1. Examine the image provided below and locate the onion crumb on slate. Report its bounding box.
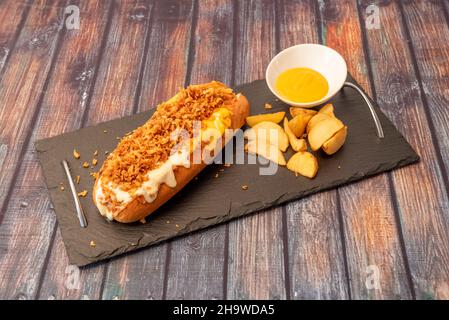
[241,184,248,190]
[78,190,88,197]
[73,149,80,159]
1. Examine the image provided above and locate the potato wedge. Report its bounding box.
[283,117,307,152]
[318,103,335,117]
[286,151,318,179]
[245,111,285,127]
[289,113,314,137]
[245,140,286,166]
[308,117,344,151]
[306,113,331,134]
[244,121,289,152]
[290,138,307,152]
[289,107,317,118]
[322,126,347,155]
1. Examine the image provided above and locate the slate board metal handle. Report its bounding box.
[343,82,384,139]
[61,160,87,228]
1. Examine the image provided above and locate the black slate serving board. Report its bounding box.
[35,77,419,266]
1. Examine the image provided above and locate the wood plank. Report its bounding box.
[401,0,449,209]
[163,0,233,300]
[359,0,449,299]
[0,0,31,77]
[0,0,66,223]
[84,0,153,124]
[276,0,349,300]
[227,0,286,299]
[320,0,412,299]
[37,0,157,300]
[136,0,194,111]
[38,230,106,300]
[100,0,195,300]
[0,0,110,299]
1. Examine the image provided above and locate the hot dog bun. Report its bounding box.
[93,82,250,223]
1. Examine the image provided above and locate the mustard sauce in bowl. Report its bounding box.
[275,67,329,103]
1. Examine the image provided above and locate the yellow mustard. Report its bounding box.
[275,67,329,103]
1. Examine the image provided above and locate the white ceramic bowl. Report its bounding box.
[266,44,347,108]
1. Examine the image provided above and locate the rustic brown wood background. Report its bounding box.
[0,0,449,300]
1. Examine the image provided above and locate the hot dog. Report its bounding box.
[93,81,250,223]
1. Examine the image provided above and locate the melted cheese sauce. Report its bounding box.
[135,148,190,203]
[275,67,329,103]
[95,107,233,220]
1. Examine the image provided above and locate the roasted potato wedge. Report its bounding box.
[289,113,314,137]
[245,140,286,166]
[287,151,318,178]
[322,126,348,155]
[283,117,307,152]
[306,113,331,134]
[244,121,289,152]
[318,103,335,117]
[308,117,344,151]
[289,107,317,118]
[245,111,285,127]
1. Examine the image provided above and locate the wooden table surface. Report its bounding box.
[1,0,449,300]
